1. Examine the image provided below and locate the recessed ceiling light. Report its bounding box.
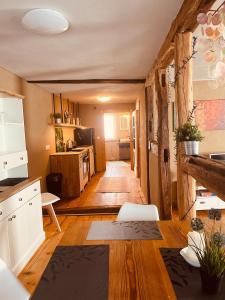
[22,8,69,34]
[98,96,111,103]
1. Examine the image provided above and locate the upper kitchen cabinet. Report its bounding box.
[0,96,28,179]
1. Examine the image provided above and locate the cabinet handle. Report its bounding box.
[0,211,2,215]
[19,197,23,201]
[12,215,16,218]
[29,202,33,206]
[8,218,12,221]
[20,157,24,160]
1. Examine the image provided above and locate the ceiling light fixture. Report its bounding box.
[22,8,69,34]
[98,96,111,103]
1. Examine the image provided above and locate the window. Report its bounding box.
[104,114,115,140]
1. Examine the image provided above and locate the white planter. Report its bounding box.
[183,141,199,155]
[55,118,61,124]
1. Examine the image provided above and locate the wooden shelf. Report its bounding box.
[54,123,87,129]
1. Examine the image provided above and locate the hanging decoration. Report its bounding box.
[197,1,225,88]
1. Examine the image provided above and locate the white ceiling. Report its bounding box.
[0,0,183,103]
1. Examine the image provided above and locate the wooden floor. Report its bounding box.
[54,161,146,213]
[19,162,146,295]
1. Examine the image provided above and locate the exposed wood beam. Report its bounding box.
[182,156,225,202]
[175,32,196,220]
[146,0,215,85]
[27,79,146,84]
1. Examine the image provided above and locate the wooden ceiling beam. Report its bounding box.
[27,79,146,84]
[146,0,215,85]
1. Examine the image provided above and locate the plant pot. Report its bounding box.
[65,117,71,124]
[183,141,199,155]
[200,269,224,295]
[55,118,61,124]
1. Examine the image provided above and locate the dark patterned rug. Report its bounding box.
[31,245,109,300]
[160,248,225,299]
[86,221,163,240]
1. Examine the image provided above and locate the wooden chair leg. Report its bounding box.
[46,204,62,232]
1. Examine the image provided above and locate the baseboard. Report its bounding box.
[13,231,45,275]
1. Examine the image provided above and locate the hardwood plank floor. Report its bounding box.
[54,161,146,213]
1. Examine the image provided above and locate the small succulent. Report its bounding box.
[191,218,204,232]
[212,232,225,247]
[208,208,221,221]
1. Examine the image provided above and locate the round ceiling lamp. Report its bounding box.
[98,96,111,103]
[22,8,69,34]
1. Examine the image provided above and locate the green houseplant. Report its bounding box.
[190,210,225,295]
[174,106,204,155]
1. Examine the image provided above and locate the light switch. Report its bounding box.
[45,145,50,150]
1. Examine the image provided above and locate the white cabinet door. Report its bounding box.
[8,203,29,270]
[0,218,11,268]
[26,194,43,246]
[2,151,28,171]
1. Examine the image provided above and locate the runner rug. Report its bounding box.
[95,177,130,193]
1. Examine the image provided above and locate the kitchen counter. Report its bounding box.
[51,146,93,156]
[0,176,41,203]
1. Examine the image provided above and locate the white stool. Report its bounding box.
[117,202,160,221]
[0,258,30,300]
[41,193,62,232]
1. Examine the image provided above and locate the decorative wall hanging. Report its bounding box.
[194,99,225,130]
[197,2,225,88]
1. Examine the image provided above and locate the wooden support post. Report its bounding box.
[175,32,196,220]
[156,69,172,219]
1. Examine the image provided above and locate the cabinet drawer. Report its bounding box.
[0,151,28,171]
[11,181,40,207]
[0,181,41,221]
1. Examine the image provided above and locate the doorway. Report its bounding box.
[104,112,131,164]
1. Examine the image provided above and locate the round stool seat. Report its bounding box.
[41,193,60,206]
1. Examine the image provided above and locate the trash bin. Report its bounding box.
[46,173,62,198]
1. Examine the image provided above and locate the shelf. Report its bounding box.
[54,123,87,129]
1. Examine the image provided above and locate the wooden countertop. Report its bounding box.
[60,220,190,300]
[51,147,92,156]
[0,177,41,203]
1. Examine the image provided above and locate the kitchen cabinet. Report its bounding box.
[0,97,28,180]
[0,218,11,268]
[50,150,89,198]
[0,180,45,275]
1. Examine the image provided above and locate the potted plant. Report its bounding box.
[53,113,62,124]
[189,211,225,295]
[174,106,204,155]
